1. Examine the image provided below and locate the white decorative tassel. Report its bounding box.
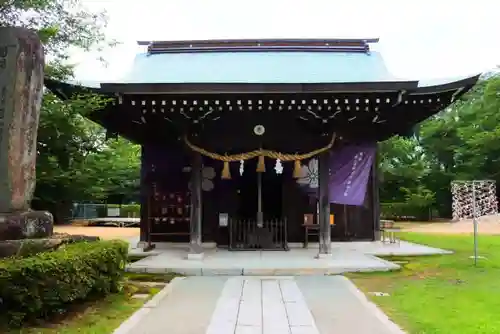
[275,159,283,174]
[239,160,244,176]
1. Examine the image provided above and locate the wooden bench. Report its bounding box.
[302,224,320,249]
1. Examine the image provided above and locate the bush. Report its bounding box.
[96,204,141,218]
[381,202,431,221]
[0,240,128,327]
[120,204,140,218]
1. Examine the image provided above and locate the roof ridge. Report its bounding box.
[138,38,379,55]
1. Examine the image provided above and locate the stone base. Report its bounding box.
[137,241,156,252]
[152,242,217,249]
[0,233,98,258]
[0,211,54,241]
[137,241,148,249]
[187,243,204,260]
[187,252,205,260]
[316,253,333,259]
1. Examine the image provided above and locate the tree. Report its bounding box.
[379,75,500,219]
[379,136,431,202]
[0,0,112,61]
[32,91,142,223]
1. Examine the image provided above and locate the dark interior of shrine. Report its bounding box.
[141,141,377,245]
[236,159,283,221]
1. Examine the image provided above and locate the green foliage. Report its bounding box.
[32,92,141,223]
[401,185,436,208]
[0,240,128,327]
[34,93,139,204]
[0,0,115,61]
[380,74,500,218]
[119,204,141,218]
[381,202,431,221]
[96,204,141,218]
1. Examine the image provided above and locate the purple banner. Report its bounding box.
[329,143,376,206]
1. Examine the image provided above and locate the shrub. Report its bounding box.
[120,204,140,218]
[96,204,141,218]
[0,240,128,327]
[381,202,431,221]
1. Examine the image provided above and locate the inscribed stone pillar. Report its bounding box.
[317,150,332,257]
[0,27,53,241]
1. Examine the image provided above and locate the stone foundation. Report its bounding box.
[0,210,53,240]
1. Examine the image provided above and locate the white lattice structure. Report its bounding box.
[451,180,498,221]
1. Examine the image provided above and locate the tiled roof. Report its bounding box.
[114,50,398,84]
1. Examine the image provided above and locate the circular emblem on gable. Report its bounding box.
[253,125,265,136]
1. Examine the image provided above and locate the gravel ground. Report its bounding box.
[54,215,500,242]
[402,215,500,234]
[54,225,140,240]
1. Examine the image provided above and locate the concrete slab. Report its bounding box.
[127,246,401,275]
[126,240,451,276]
[334,240,452,256]
[121,276,227,334]
[297,276,404,334]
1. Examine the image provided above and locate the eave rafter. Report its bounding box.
[43,73,480,144]
[115,90,454,129]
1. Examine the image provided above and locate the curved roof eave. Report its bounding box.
[98,81,420,94]
[44,78,105,100]
[412,74,481,94]
[44,74,481,97]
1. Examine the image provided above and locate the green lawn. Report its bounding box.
[12,284,162,334]
[348,233,500,334]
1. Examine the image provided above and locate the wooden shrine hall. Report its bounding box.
[46,38,479,257]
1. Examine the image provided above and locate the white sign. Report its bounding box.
[219,213,229,227]
[107,207,120,217]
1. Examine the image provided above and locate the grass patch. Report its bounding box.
[128,254,149,263]
[10,283,160,334]
[348,233,500,334]
[125,271,181,283]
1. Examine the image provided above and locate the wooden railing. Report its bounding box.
[229,218,289,251]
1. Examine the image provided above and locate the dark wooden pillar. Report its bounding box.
[318,151,332,256]
[372,147,381,240]
[139,146,148,243]
[189,152,203,256]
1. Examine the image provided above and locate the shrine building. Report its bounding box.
[46,38,479,256]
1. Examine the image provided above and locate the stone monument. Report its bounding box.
[0,27,54,250]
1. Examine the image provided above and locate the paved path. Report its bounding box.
[122,276,403,334]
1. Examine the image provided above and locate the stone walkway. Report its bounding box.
[118,276,404,334]
[206,277,318,333]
